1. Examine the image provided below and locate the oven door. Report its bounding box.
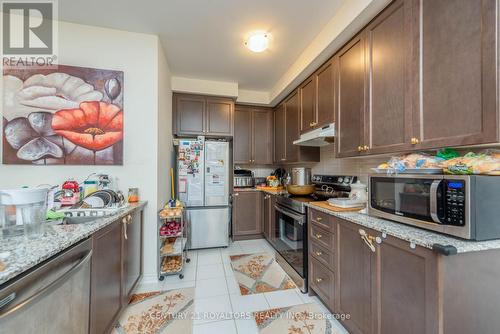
[273,204,306,278]
[369,175,443,223]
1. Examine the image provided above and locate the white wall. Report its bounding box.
[0,21,172,278]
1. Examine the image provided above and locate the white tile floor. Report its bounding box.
[134,238,349,334]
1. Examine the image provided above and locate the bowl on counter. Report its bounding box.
[286,184,315,196]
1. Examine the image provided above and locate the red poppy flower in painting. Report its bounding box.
[51,101,123,151]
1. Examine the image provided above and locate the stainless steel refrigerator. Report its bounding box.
[175,137,230,249]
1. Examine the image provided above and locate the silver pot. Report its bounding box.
[291,167,312,186]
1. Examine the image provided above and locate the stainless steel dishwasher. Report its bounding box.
[0,239,92,334]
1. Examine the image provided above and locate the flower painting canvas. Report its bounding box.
[2,65,124,165]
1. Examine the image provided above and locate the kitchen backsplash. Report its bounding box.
[311,145,386,183]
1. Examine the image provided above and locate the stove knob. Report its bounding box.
[337,177,343,183]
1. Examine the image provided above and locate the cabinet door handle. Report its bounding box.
[358,146,363,152]
[359,229,375,252]
[315,278,323,283]
[315,251,323,256]
[123,219,128,240]
[411,137,420,145]
[309,122,317,127]
[363,145,369,151]
[233,193,239,197]
[316,217,322,222]
[281,158,286,161]
[315,233,322,239]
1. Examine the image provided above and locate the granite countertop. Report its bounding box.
[0,202,147,286]
[233,187,288,195]
[306,202,500,255]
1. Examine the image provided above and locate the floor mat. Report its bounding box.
[253,303,333,334]
[112,287,194,334]
[230,252,296,295]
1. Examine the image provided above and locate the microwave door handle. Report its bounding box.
[430,180,442,223]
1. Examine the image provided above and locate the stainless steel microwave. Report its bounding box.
[368,174,500,240]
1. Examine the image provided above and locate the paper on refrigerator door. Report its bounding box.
[187,174,203,202]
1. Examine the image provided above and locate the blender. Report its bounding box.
[0,188,48,238]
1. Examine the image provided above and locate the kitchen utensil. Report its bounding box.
[83,196,105,208]
[0,188,48,238]
[286,184,315,195]
[291,167,312,186]
[97,174,111,190]
[272,168,286,184]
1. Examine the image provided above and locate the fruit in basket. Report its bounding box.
[159,206,183,218]
[161,237,176,254]
[160,221,181,236]
[161,256,182,272]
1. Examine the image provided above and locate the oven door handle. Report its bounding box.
[430,180,443,223]
[274,205,305,225]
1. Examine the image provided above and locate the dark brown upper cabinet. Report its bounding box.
[299,76,316,133]
[363,0,414,155]
[299,59,335,134]
[274,91,320,164]
[412,0,498,150]
[335,34,366,158]
[285,90,300,162]
[252,108,274,164]
[234,105,273,165]
[274,103,286,163]
[315,59,336,128]
[173,93,234,137]
[233,107,252,163]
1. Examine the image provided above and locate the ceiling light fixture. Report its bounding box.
[245,32,269,53]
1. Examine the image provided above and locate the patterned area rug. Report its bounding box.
[254,303,333,334]
[230,253,296,295]
[112,288,194,334]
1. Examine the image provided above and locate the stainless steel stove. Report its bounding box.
[271,175,357,293]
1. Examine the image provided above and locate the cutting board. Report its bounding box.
[310,201,365,212]
[256,186,284,191]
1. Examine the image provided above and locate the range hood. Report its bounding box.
[293,123,335,147]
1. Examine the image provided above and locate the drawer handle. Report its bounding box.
[315,278,323,283]
[316,217,322,222]
[315,251,323,256]
[315,234,322,239]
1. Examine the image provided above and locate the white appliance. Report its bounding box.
[175,138,230,249]
[293,123,335,147]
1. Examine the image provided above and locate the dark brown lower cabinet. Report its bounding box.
[376,234,438,334]
[262,193,276,243]
[307,209,500,334]
[90,208,144,334]
[123,210,144,300]
[308,210,439,334]
[232,191,262,240]
[90,219,123,334]
[337,221,375,334]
